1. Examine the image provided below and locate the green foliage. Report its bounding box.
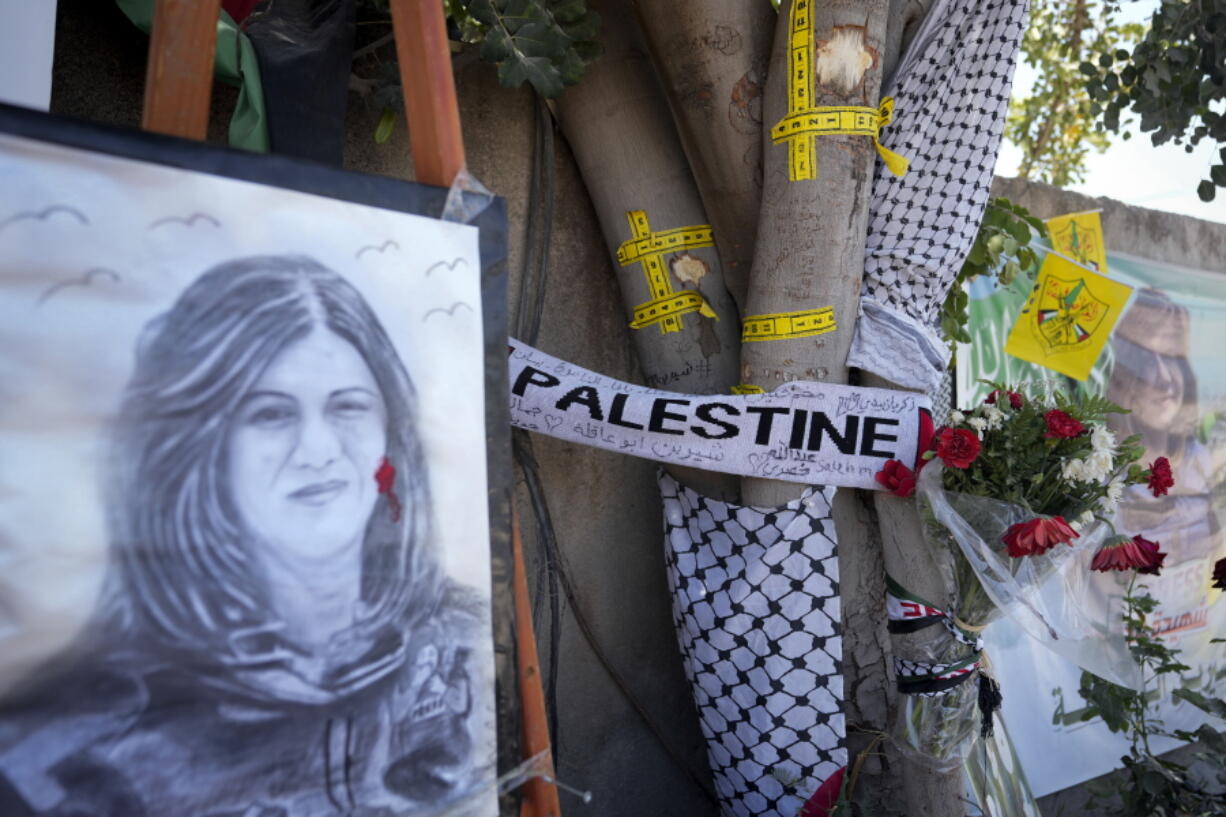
[352,0,600,141]
[941,198,1046,345]
[937,383,1143,519]
[1077,583,1226,817]
[465,0,601,98]
[1006,0,1144,186]
[1085,0,1226,202]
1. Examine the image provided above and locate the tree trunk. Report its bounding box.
[553,0,741,499]
[738,2,897,813]
[631,0,774,313]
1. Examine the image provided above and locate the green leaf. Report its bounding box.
[374,107,396,144]
[498,54,564,97]
[1172,688,1226,718]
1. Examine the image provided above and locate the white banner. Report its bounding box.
[508,339,930,490]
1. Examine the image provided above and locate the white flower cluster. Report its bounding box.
[1061,423,1117,485]
[954,401,1010,439]
[1070,509,1096,533]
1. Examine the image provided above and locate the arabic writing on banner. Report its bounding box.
[960,248,1226,797]
[508,339,931,490]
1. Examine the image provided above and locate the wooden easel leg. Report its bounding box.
[388,0,466,188]
[513,510,563,817]
[142,0,222,139]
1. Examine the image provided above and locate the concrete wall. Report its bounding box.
[42,4,1226,816]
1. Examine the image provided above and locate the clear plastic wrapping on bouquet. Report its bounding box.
[917,462,1140,689]
[895,462,1142,769]
[892,622,983,770]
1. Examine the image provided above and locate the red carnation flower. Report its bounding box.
[1211,557,1226,591]
[1043,409,1085,439]
[1147,456,1174,497]
[986,389,1024,410]
[936,427,981,469]
[915,408,936,472]
[875,459,917,498]
[1002,516,1079,558]
[801,767,846,817]
[1091,535,1166,575]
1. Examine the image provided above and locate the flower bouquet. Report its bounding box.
[877,385,1174,768]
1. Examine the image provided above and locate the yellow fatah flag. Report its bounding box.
[1004,253,1133,380]
[1046,210,1108,274]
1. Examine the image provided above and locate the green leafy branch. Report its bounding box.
[467,0,602,99]
[940,197,1046,345]
[1085,0,1226,202]
[354,0,601,144]
[1077,582,1226,816]
[1006,0,1144,187]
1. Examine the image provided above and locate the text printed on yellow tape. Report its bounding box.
[772,0,909,181]
[742,307,837,342]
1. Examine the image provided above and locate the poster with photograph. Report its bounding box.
[958,248,1226,796]
[0,114,498,817]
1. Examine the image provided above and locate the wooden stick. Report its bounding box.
[389,0,466,187]
[513,509,562,817]
[141,0,222,139]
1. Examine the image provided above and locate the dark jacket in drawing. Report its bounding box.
[0,586,488,817]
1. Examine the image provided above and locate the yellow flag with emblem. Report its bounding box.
[1004,253,1133,380]
[1046,210,1108,274]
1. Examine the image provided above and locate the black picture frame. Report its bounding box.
[0,100,518,815]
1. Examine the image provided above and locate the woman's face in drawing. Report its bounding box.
[228,327,388,566]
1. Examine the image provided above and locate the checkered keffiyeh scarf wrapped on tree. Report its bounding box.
[848,0,1031,393]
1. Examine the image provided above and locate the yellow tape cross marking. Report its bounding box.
[772,0,909,181]
[742,307,837,342]
[617,210,717,334]
[731,384,765,395]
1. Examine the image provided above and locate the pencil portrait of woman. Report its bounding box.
[0,256,490,816]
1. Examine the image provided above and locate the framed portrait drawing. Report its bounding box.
[0,102,512,817]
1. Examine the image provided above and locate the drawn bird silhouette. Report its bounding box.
[37,268,121,306]
[423,302,474,322]
[149,213,221,230]
[0,205,89,234]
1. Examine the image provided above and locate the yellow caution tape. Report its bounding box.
[773,0,909,181]
[617,210,718,335]
[629,290,718,330]
[742,307,837,342]
[731,384,765,395]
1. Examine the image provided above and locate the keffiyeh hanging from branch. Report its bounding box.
[848,0,1031,393]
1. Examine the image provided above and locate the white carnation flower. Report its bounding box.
[1085,449,1114,482]
[1062,458,1086,482]
[983,405,1006,431]
[1101,478,1125,513]
[968,417,988,436]
[1070,510,1096,533]
[950,410,966,425]
[1090,424,1116,454]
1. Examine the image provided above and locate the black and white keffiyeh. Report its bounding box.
[848,0,1031,392]
[659,472,843,817]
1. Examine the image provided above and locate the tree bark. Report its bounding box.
[631,0,774,313]
[553,0,741,499]
[738,2,897,813]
